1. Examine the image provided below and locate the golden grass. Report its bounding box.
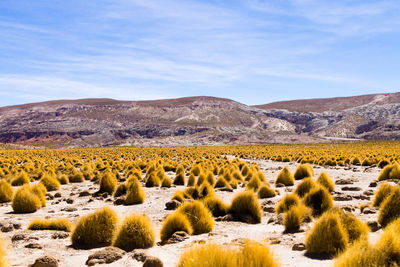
[177,201,214,234]
[28,218,73,232]
[275,167,294,186]
[160,212,193,242]
[229,190,262,223]
[0,180,13,203]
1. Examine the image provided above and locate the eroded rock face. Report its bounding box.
[85,247,125,266]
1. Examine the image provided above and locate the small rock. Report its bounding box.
[25,243,42,249]
[275,183,285,188]
[105,198,113,202]
[1,224,14,232]
[51,232,70,239]
[335,179,355,185]
[114,198,125,205]
[165,200,181,210]
[369,181,378,188]
[363,190,374,196]
[353,195,370,200]
[86,247,125,266]
[30,255,58,267]
[132,249,148,262]
[343,206,356,212]
[143,256,163,267]
[79,191,91,197]
[54,192,62,198]
[13,222,21,229]
[342,186,362,191]
[12,233,26,242]
[217,187,234,192]
[61,207,77,212]
[334,195,353,201]
[367,221,381,232]
[263,206,275,213]
[46,194,55,200]
[292,243,306,251]
[66,198,74,204]
[215,214,234,221]
[165,231,189,244]
[362,207,377,214]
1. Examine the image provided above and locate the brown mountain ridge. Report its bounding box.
[0,93,399,148]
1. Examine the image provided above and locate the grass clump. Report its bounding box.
[57,174,69,185]
[177,201,214,234]
[305,212,348,256]
[40,174,60,191]
[31,183,47,207]
[328,208,369,242]
[275,167,294,186]
[316,172,335,192]
[294,177,317,198]
[99,173,117,195]
[246,176,262,191]
[294,163,314,180]
[145,173,161,187]
[12,185,41,213]
[177,240,280,267]
[378,187,400,227]
[28,218,72,232]
[276,193,300,214]
[11,171,30,186]
[333,240,385,267]
[160,212,193,242]
[112,214,155,251]
[0,180,13,203]
[203,196,228,217]
[71,206,118,248]
[69,170,85,183]
[0,235,8,267]
[283,204,311,233]
[303,185,333,216]
[258,185,276,199]
[229,190,262,223]
[373,183,395,207]
[214,176,230,188]
[161,176,172,188]
[125,178,145,205]
[378,163,400,181]
[173,172,185,186]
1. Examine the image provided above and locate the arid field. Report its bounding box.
[0,142,400,267]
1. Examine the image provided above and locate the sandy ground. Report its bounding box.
[0,160,385,267]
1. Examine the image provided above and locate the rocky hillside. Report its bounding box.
[254,92,400,140]
[0,92,399,147]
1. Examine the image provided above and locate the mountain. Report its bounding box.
[254,92,400,141]
[0,92,399,148]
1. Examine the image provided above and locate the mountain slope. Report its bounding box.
[0,96,307,147]
[254,92,400,140]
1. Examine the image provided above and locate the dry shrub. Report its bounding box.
[203,196,228,217]
[258,185,276,199]
[316,172,335,192]
[0,180,13,203]
[177,240,280,267]
[125,178,145,205]
[378,187,400,227]
[0,235,8,267]
[303,185,333,216]
[31,183,47,207]
[333,240,385,267]
[294,177,316,198]
[174,172,185,186]
[214,176,230,188]
[11,171,30,186]
[57,174,69,184]
[69,170,85,183]
[283,204,311,232]
[229,190,262,223]
[28,218,72,232]
[373,183,395,207]
[294,163,314,180]
[276,193,300,214]
[145,173,161,187]
[161,176,172,188]
[305,212,348,255]
[177,201,214,234]
[275,167,294,186]
[246,175,262,191]
[12,185,41,213]
[187,173,195,187]
[113,214,155,251]
[160,212,193,242]
[378,163,400,181]
[71,206,118,248]
[40,174,60,191]
[99,172,117,195]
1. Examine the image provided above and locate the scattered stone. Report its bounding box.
[292,243,306,251]
[51,232,70,239]
[215,214,234,222]
[13,222,21,229]
[217,187,234,192]
[54,192,62,198]
[70,192,75,196]
[353,195,370,200]
[342,186,362,191]
[105,198,113,202]
[12,233,27,242]
[165,200,181,210]
[86,247,125,266]
[363,190,374,196]
[263,206,275,213]
[335,179,355,185]
[369,181,378,187]
[362,207,377,214]
[114,198,125,205]
[25,243,43,249]
[30,255,58,267]
[343,206,356,212]
[334,195,353,201]
[79,191,91,197]
[132,249,148,262]
[61,207,77,212]
[66,198,74,204]
[1,223,14,233]
[165,231,189,244]
[46,194,54,200]
[143,256,163,267]
[367,221,381,232]
[275,183,285,188]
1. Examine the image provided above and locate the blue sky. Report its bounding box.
[0,0,399,106]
